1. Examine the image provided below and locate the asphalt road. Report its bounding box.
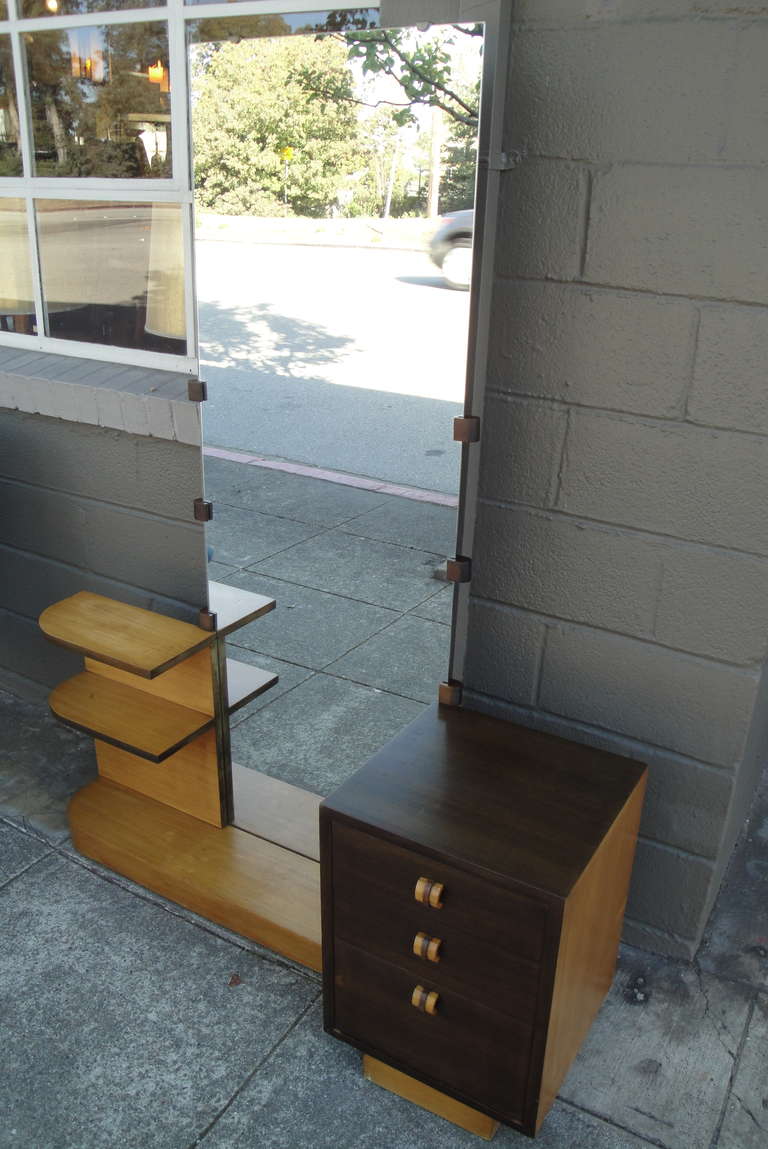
[197,239,471,494]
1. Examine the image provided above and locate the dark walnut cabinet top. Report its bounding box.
[322,703,646,900]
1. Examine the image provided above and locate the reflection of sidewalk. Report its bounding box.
[205,455,455,794]
[195,211,436,251]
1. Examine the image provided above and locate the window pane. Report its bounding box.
[186,9,378,42]
[0,3,7,21]
[0,199,35,334]
[26,23,172,178]
[22,0,161,16]
[0,35,22,176]
[36,200,186,353]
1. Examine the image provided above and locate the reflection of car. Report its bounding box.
[429,209,474,290]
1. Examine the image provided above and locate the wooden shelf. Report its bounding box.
[232,765,321,861]
[40,592,213,678]
[69,778,322,970]
[208,581,275,636]
[226,658,278,713]
[50,671,214,763]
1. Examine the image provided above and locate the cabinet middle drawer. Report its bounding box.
[331,821,549,965]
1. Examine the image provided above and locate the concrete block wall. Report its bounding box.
[0,407,208,700]
[463,0,768,956]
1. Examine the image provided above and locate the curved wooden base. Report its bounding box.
[69,778,322,971]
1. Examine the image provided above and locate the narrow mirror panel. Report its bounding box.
[191,19,483,835]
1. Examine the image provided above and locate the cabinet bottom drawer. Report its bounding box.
[331,939,533,1124]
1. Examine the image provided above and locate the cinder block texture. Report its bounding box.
[508,24,767,165]
[472,503,659,636]
[538,625,759,767]
[512,0,768,20]
[689,305,768,435]
[477,396,566,507]
[471,503,768,664]
[557,411,768,554]
[586,166,768,302]
[0,410,203,521]
[489,281,695,417]
[379,0,459,26]
[0,409,207,692]
[461,600,543,704]
[0,480,205,606]
[640,757,732,861]
[654,548,768,665]
[626,839,716,942]
[0,546,202,628]
[495,160,587,281]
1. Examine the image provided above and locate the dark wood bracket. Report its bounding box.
[194,498,213,522]
[187,379,208,402]
[446,557,471,583]
[197,608,217,632]
[453,416,480,444]
[438,680,463,707]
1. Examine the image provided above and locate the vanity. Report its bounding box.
[320,704,646,1137]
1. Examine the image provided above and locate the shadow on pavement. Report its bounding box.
[198,299,461,493]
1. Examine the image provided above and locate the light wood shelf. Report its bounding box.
[208,581,276,636]
[50,671,214,763]
[40,591,213,678]
[226,658,278,713]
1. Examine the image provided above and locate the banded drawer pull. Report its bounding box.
[411,984,440,1015]
[412,931,442,962]
[414,876,444,908]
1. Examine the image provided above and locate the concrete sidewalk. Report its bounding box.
[1,460,766,1148]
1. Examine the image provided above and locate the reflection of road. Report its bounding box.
[196,240,469,493]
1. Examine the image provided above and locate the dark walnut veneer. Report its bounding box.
[321,704,646,1137]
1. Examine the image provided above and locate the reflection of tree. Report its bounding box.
[25,21,172,178]
[193,36,360,217]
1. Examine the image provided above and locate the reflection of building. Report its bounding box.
[0,0,767,1050]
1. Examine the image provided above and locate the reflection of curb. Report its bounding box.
[195,236,427,253]
[203,444,459,508]
[194,214,435,253]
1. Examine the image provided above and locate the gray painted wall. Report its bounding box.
[0,406,208,699]
[462,0,768,957]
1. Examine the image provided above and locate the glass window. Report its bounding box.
[22,0,161,16]
[25,22,172,178]
[0,36,22,176]
[0,3,7,21]
[0,199,35,334]
[186,9,378,42]
[36,199,186,353]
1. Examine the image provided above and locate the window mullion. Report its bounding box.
[24,192,45,339]
[8,21,33,179]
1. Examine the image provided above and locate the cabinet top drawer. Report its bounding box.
[330,821,551,966]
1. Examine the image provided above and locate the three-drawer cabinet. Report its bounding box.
[321,705,646,1137]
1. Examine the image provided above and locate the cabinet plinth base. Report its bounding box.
[69,777,322,971]
[363,1056,499,1141]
